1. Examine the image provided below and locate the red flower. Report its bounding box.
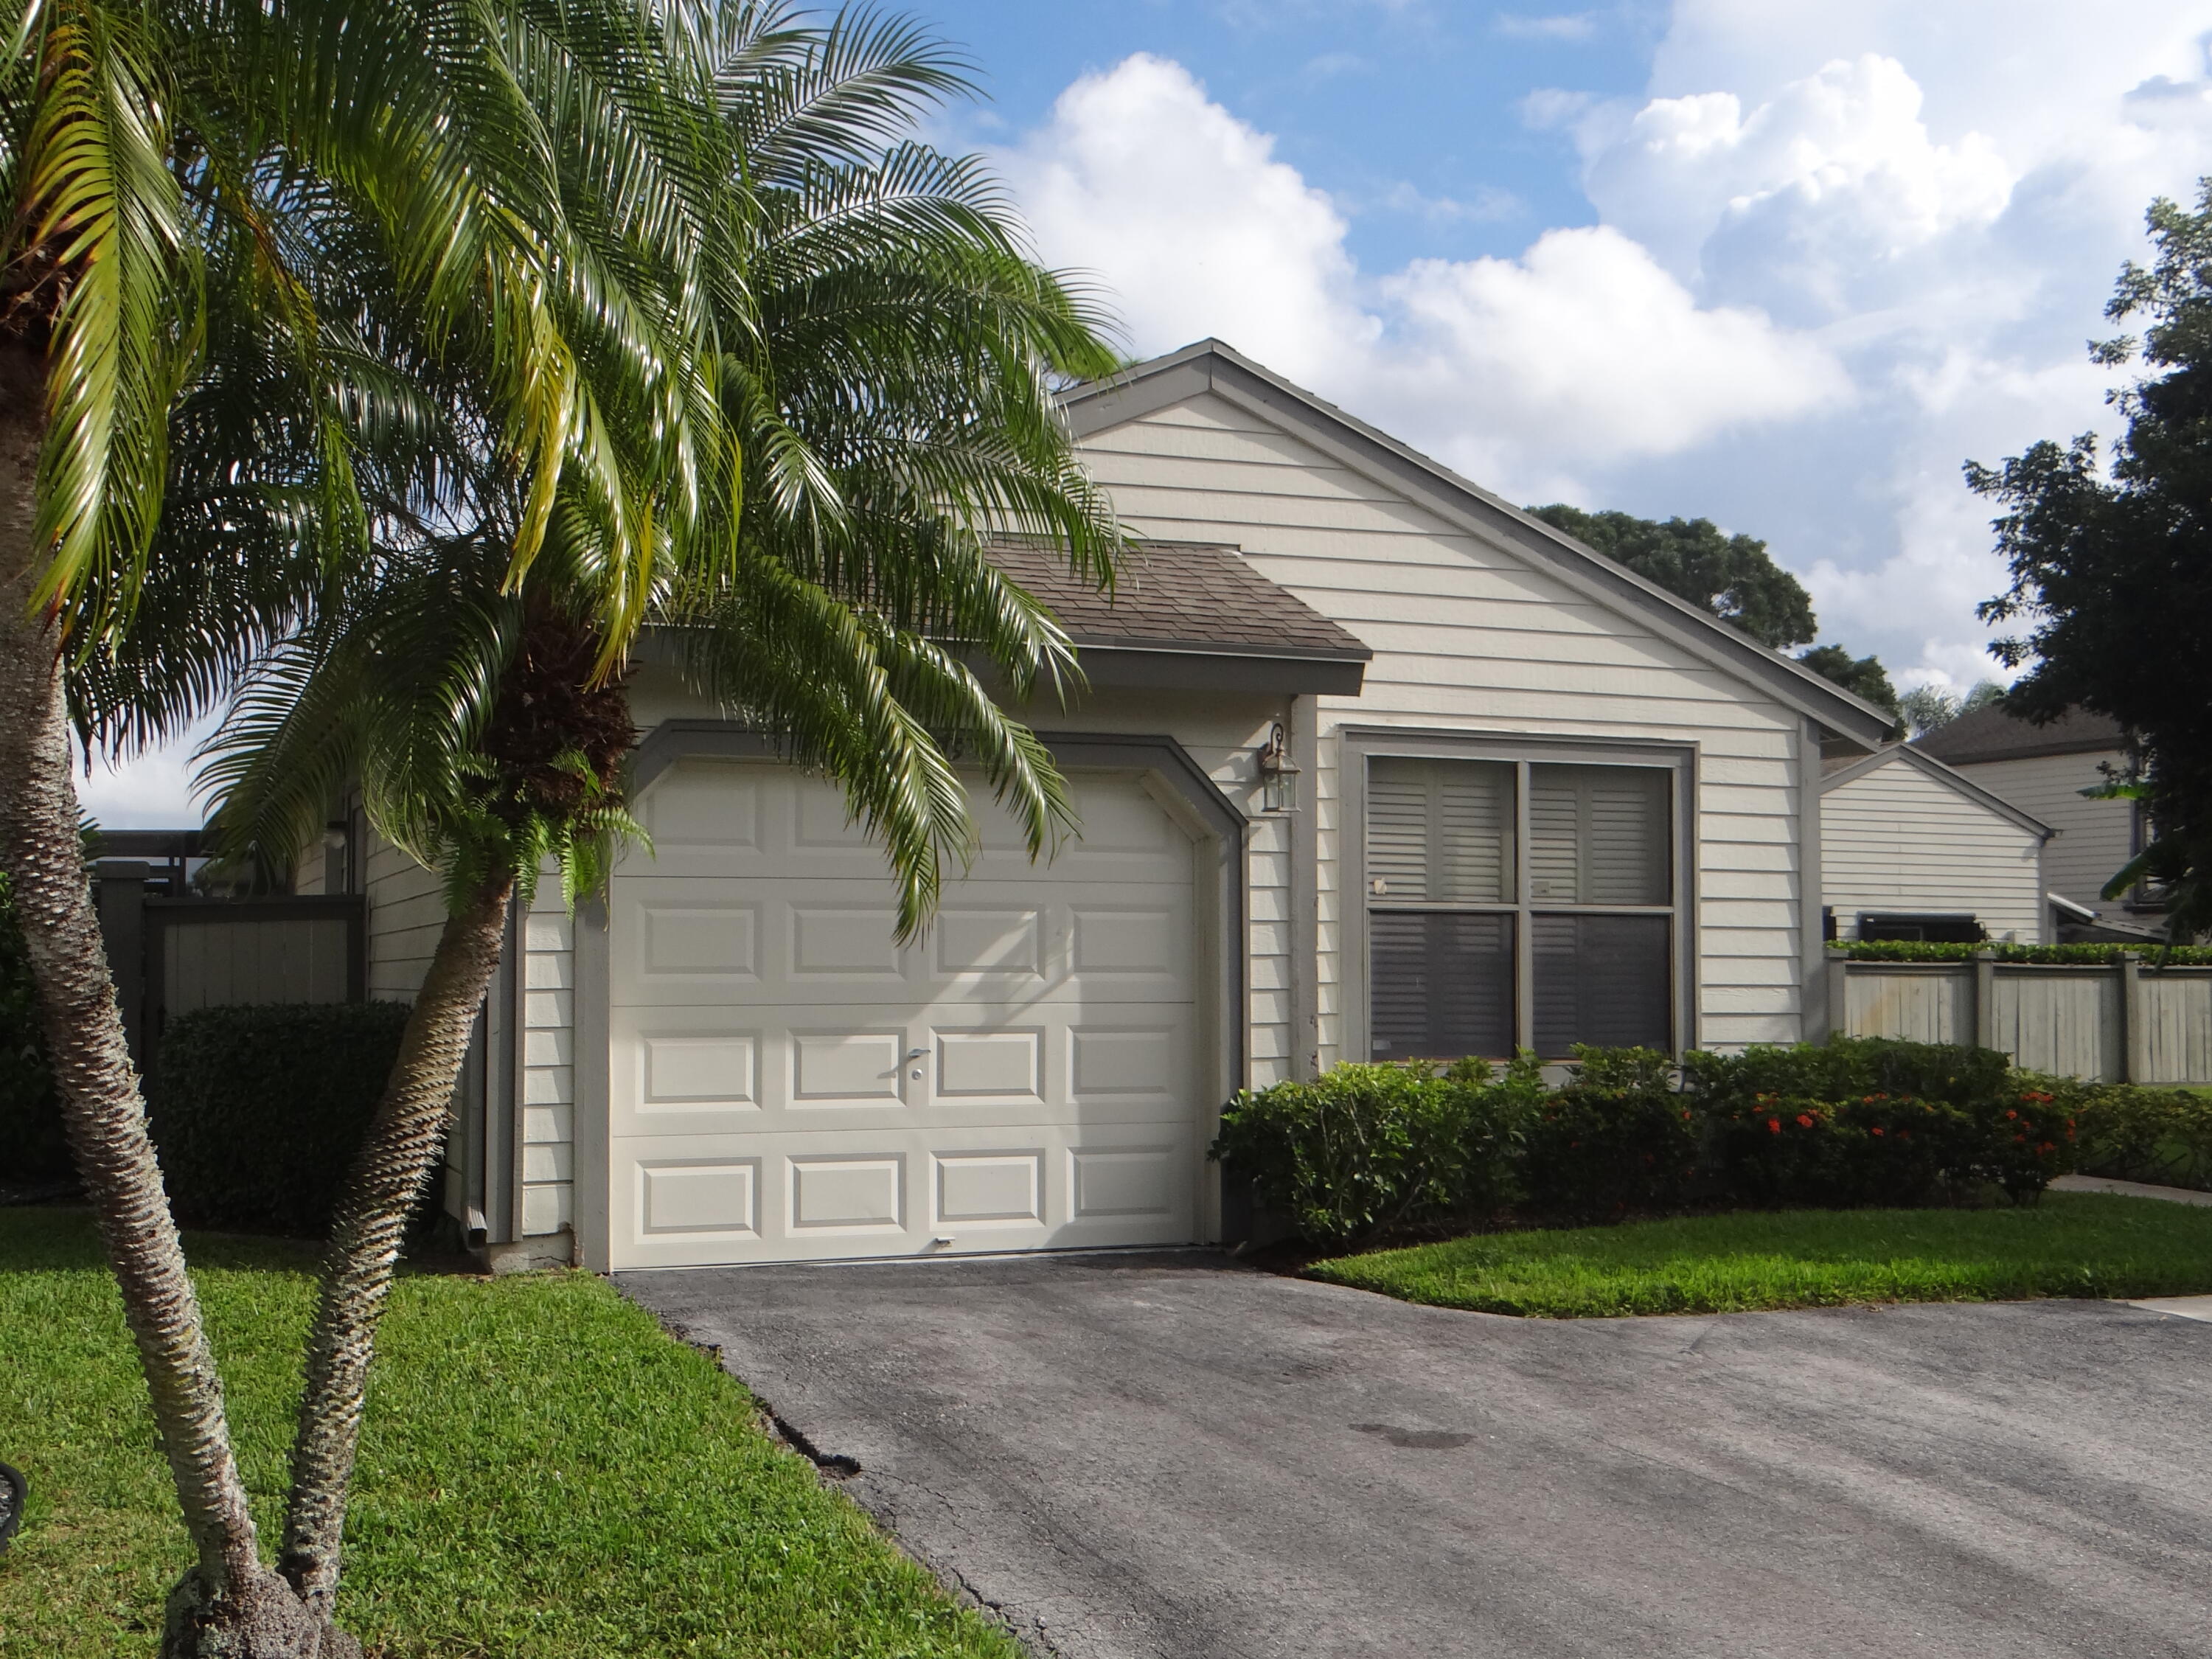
[1681,1109,1692,1121]
[2039,1142,2056,1155]
[1767,1118,1781,1135]
[2013,1133,2026,1143]
[1871,1126,1885,1137]
[2005,1109,2018,1120]
[1796,1113,1815,1128]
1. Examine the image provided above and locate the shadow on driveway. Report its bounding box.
[620,1252,2212,1659]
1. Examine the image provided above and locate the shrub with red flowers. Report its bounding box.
[1704,1089,1974,1208]
[2017,1071,2208,1193]
[1519,1046,1704,1222]
[1685,1040,2073,1206]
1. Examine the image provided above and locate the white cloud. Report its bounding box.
[1579,54,2015,315]
[995,54,1846,486]
[1374,180,1524,224]
[1495,11,1599,42]
[75,720,218,830]
[999,55,1374,388]
[1380,227,1849,456]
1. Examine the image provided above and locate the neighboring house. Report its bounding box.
[1819,745,2052,943]
[1911,703,2151,936]
[323,338,1893,1270]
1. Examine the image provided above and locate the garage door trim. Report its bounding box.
[571,720,1248,1270]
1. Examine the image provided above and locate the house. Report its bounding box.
[1819,745,2052,943]
[1911,703,2154,938]
[318,339,1894,1270]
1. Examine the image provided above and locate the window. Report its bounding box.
[1364,754,1678,1061]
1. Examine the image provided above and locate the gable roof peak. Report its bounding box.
[1063,341,1896,750]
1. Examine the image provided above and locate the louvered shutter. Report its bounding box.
[1366,759,1512,902]
[1528,765,1669,904]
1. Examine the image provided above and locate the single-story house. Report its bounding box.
[1911,703,2157,939]
[306,339,1896,1269]
[1819,745,2053,943]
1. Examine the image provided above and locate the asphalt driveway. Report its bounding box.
[619,1254,2212,1659]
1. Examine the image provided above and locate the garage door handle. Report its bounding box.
[905,1046,929,1060]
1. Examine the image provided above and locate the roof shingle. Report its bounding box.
[988,539,1370,662]
[1913,703,2124,765]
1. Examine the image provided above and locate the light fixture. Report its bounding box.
[1256,722,1300,814]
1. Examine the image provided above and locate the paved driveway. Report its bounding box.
[620,1254,2212,1659]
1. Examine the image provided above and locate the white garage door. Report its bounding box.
[607,759,1204,1267]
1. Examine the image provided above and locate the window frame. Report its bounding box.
[1341,727,1700,1061]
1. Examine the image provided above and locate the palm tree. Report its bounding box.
[1,1,706,1651]
[186,16,1122,1616]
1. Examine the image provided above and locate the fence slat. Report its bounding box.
[1839,959,2212,1085]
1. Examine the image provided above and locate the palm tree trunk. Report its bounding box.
[279,870,515,1615]
[0,361,349,1658]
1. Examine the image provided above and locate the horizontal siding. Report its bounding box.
[365,831,442,1002]
[1081,390,1812,1064]
[1955,751,2132,914]
[1822,757,2046,942]
[520,892,576,1238]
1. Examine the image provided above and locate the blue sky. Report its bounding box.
[79,1,2212,824]
[922,1,1661,269]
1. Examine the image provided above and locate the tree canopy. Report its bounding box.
[1899,678,2006,738]
[1528,502,1898,717]
[1975,181,2212,940]
[1526,504,1818,651]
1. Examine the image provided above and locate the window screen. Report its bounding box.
[1369,912,1514,1060]
[1531,914,1672,1054]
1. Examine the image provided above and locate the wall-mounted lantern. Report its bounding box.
[1256,722,1301,814]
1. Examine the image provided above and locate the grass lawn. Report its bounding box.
[1309,1191,2212,1318]
[0,1208,1017,1659]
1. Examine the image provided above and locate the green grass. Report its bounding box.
[1309,1192,2212,1318]
[0,1208,1018,1659]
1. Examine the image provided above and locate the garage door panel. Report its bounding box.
[932,1027,1046,1104]
[789,905,906,978]
[929,906,1047,981]
[788,1029,911,1108]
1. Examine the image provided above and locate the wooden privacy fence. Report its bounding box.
[95,860,364,1060]
[1829,953,2212,1085]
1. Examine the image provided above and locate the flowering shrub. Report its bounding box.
[1519,1046,1703,1222]
[1708,1091,1969,1208]
[1688,1042,2072,1206]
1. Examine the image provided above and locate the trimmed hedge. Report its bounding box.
[0,869,67,1184]
[1828,940,2212,965]
[1522,1046,1700,1222]
[1213,1036,2087,1247]
[1208,1057,1543,1248]
[150,1001,414,1237]
[2019,1072,2212,1192]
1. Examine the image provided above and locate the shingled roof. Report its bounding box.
[988,539,1371,694]
[1913,703,2124,765]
